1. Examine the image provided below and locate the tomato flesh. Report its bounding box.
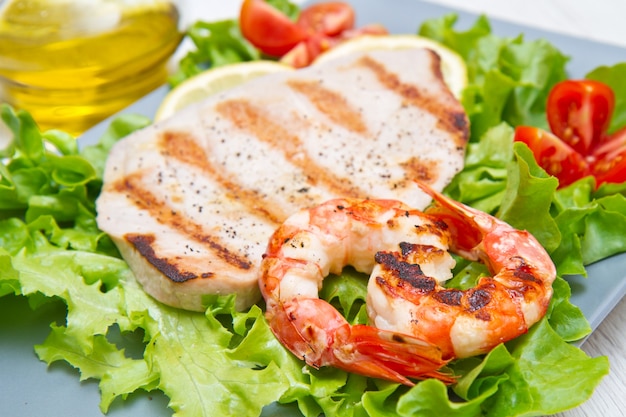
[547,80,615,156]
[240,0,384,67]
[514,126,590,187]
[591,127,626,186]
[516,79,626,189]
[592,153,626,186]
[296,2,355,36]
[239,0,306,57]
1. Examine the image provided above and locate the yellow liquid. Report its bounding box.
[0,0,182,135]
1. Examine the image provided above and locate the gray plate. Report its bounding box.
[1,1,625,415]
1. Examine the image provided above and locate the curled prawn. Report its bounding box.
[259,183,556,385]
[368,183,557,360]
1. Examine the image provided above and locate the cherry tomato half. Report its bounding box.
[280,33,339,68]
[296,2,355,36]
[280,22,388,68]
[240,1,383,67]
[546,80,615,156]
[517,80,626,189]
[591,127,626,186]
[514,126,590,187]
[239,0,306,57]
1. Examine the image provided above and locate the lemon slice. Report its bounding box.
[313,35,467,99]
[155,60,292,121]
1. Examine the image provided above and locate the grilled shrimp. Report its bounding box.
[368,183,557,359]
[259,197,455,385]
[259,183,556,385]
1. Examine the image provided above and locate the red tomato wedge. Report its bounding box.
[239,0,386,67]
[296,2,355,36]
[546,80,615,156]
[280,23,388,68]
[239,0,306,57]
[514,126,590,187]
[516,79,626,189]
[280,33,338,68]
[591,127,626,186]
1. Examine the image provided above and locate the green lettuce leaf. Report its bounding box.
[498,142,560,252]
[168,0,301,87]
[319,269,368,324]
[36,324,160,410]
[484,319,608,416]
[169,19,261,87]
[547,276,590,342]
[445,122,513,213]
[551,179,626,269]
[80,114,152,179]
[419,14,568,141]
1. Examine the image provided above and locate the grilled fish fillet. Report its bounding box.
[96,48,469,311]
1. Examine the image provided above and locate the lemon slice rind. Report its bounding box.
[155,60,293,121]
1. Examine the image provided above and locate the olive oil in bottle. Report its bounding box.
[0,0,182,135]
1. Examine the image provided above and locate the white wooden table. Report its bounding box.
[178,1,625,416]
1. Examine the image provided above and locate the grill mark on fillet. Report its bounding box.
[159,130,287,225]
[400,156,438,184]
[357,54,469,147]
[112,172,252,272]
[125,233,211,282]
[216,98,366,198]
[286,79,368,134]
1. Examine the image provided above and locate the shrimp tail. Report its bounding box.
[416,181,492,254]
[266,297,454,386]
[340,325,456,385]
